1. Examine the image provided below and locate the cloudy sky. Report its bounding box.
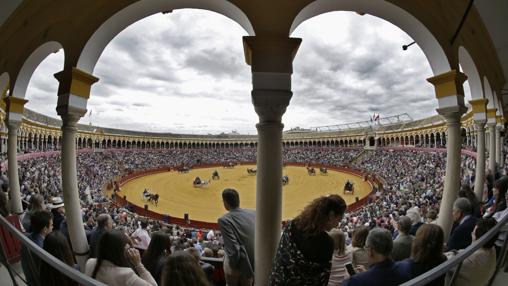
[25,10,471,134]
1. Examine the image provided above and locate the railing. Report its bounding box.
[0,215,107,286]
[401,212,508,286]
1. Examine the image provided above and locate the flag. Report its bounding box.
[375,114,380,121]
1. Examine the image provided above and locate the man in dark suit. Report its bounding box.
[218,188,255,286]
[343,228,411,286]
[446,197,478,251]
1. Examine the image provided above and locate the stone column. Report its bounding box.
[5,96,28,214]
[495,122,502,167]
[7,122,22,213]
[488,123,496,173]
[60,114,90,268]
[244,36,301,286]
[474,123,486,200]
[55,67,99,270]
[486,108,498,174]
[436,109,466,239]
[469,98,488,201]
[427,70,467,240]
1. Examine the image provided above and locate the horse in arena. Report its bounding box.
[212,170,220,180]
[282,175,289,186]
[343,180,355,195]
[177,166,190,173]
[307,166,316,176]
[142,189,159,205]
[223,162,236,168]
[319,167,328,175]
[247,168,257,175]
[193,178,210,188]
[148,193,159,206]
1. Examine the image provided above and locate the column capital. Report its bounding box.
[487,108,498,124]
[243,36,302,73]
[252,90,291,123]
[6,119,21,130]
[474,120,487,129]
[496,115,504,125]
[436,105,467,123]
[60,113,81,128]
[469,98,488,122]
[54,67,99,117]
[427,70,467,109]
[487,122,497,128]
[5,96,28,123]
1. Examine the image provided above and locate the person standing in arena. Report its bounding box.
[218,188,255,286]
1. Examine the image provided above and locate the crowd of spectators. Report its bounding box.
[1,145,506,285]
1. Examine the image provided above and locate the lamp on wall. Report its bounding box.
[402,41,416,51]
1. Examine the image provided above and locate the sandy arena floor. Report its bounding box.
[119,165,372,223]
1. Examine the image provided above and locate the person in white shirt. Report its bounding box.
[131,220,151,250]
[207,229,215,241]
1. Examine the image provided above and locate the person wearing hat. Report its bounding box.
[49,197,65,231]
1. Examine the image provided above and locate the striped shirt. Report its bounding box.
[328,251,352,286]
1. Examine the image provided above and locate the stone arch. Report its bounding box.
[290,0,450,74]
[484,77,495,109]
[11,41,64,99]
[77,0,255,73]
[0,73,9,95]
[458,46,483,101]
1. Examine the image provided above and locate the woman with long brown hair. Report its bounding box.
[160,251,210,286]
[398,224,447,286]
[268,194,347,285]
[142,232,172,284]
[85,230,156,286]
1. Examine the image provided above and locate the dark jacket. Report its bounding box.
[397,257,447,286]
[88,228,106,258]
[447,216,478,251]
[20,233,45,286]
[343,259,411,286]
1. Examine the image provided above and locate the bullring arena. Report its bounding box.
[117,164,372,223]
[1,1,508,286]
